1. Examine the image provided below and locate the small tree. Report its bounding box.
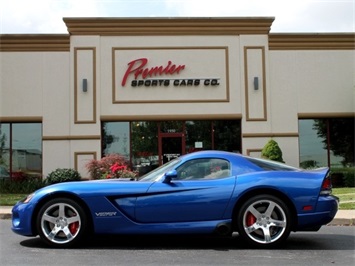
[261,139,284,163]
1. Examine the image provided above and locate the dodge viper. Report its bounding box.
[11,150,338,248]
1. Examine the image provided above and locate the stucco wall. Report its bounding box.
[1,19,354,176]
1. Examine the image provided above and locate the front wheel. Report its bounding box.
[236,194,292,248]
[36,198,88,248]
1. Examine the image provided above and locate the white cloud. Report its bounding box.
[0,0,105,33]
[165,0,354,32]
[165,0,308,16]
[0,0,353,33]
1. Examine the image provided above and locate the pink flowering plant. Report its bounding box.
[85,154,137,180]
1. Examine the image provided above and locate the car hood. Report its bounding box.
[31,179,153,202]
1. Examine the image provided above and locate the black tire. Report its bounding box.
[236,194,292,248]
[36,198,88,248]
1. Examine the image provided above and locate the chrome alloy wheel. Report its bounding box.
[40,202,82,245]
[242,199,287,245]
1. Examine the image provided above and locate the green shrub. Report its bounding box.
[0,178,45,194]
[330,167,355,188]
[343,171,355,187]
[46,168,81,185]
[331,172,345,188]
[261,139,284,163]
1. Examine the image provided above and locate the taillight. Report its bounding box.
[320,175,332,195]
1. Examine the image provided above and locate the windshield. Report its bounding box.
[139,158,181,182]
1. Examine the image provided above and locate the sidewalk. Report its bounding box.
[0,206,354,225]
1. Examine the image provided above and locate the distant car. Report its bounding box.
[0,166,10,180]
[11,150,338,248]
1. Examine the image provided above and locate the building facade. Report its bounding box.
[0,17,354,179]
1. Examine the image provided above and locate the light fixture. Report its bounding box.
[253,77,259,90]
[82,79,88,92]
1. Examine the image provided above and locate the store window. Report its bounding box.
[102,122,130,157]
[185,120,241,153]
[213,120,241,153]
[299,118,354,168]
[0,123,42,180]
[185,121,212,153]
[160,121,184,133]
[102,119,241,177]
[131,121,159,175]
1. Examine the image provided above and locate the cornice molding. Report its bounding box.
[1,21,353,51]
[0,116,43,122]
[42,135,101,141]
[63,17,275,35]
[0,34,70,52]
[242,133,299,138]
[269,33,355,50]
[101,114,243,121]
[298,112,355,118]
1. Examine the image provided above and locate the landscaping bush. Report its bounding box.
[0,177,45,194]
[261,139,284,163]
[331,168,355,188]
[343,171,355,187]
[86,154,137,180]
[331,172,345,188]
[46,168,81,185]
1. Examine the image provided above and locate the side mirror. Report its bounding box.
[163,170,177,183]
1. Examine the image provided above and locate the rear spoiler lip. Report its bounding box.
[301,167,330,176]
[306,167,329,172]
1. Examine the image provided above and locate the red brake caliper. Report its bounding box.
[69,222,79,234]
[246,211,256,226]
[69,213,79,234]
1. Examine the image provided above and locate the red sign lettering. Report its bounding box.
[121,58,185,86]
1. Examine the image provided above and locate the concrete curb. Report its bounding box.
[0,213,12,220]
[328,218,354,226]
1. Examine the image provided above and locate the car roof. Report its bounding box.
[181,150,242,160]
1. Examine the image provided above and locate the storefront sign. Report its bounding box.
[163,153,180,161]
[121,58,185,86]
[131,78,220,87]
[112,47,229,103]
[195,142,203,148]
[121,58,220,88]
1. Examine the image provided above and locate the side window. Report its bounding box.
[176,158,231,180]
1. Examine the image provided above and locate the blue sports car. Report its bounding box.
[11,150,338,248]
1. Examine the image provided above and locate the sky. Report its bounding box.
[0,0,354,34]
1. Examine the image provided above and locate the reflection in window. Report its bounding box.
[213,120,241,153]
[185,121,211,153]
[299,119,327,168]
[299,118,354,168]
[0,124,10,179]
[160,121,183,133]
[102,120,241,177]
[185,120,241,154]
[131,121,159,176]
[102,122,130,157]
[0,123,42,179]
[326,118,354,167]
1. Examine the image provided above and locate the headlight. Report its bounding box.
[22,193,34,203]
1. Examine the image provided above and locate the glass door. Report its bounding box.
[158,121,185,165]
[161,136,184,164]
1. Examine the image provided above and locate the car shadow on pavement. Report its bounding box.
[20,232,355,251]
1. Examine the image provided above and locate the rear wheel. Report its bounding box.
[36,198,88,248]
[237,194,292,248]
